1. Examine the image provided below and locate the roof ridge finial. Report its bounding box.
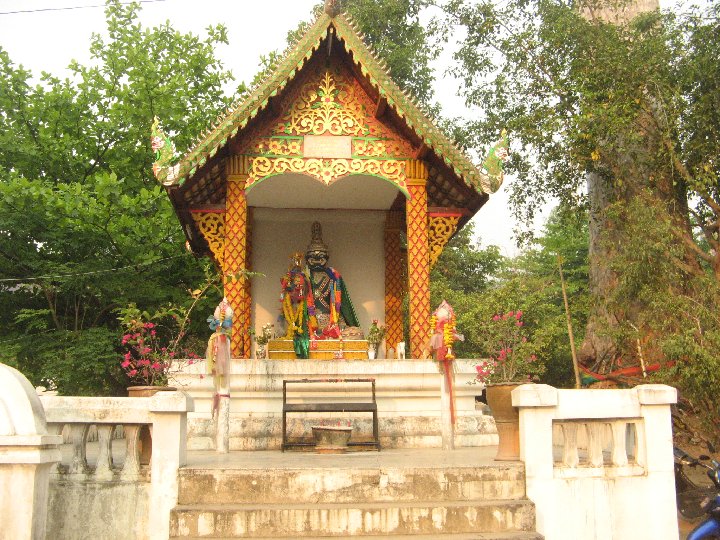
[324,0,344,17]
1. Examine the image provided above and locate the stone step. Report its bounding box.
[169,499,536,538]
[177,465,526,505]
[171,532,543,540]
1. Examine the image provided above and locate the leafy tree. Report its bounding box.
[0,0,232,393]
[430,209,588,388]
[447,0,719,372]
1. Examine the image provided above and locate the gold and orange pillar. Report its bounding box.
[384,210,405,356]
[405,160,431,359]
[224,155,252,358]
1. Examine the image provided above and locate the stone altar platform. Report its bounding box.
[171,359,498,451]
[267,338,370,360]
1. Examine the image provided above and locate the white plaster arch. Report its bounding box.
[246,172,402,210]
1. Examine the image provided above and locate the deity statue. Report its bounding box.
[304,221,359,337]
[279,222,360,359]
[280,252,311,358]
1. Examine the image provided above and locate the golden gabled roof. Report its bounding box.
[167,10,499,197]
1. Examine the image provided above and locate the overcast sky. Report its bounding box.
[5,0,688,256]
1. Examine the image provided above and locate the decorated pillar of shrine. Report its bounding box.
[224,155,252,358]
[405,160,431,359]
[384,210,405,356]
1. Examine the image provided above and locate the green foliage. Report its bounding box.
[0,0,232,394]
[447,0,720,370]
[431,211,588,388]
[11,328,126,396]
[603,193,720,442]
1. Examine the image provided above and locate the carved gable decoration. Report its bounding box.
[277,70,373,137]
[235,63,414,194]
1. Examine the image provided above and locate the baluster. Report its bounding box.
[587,422,604,467]
[68,424,89,476]
[611,421,629,466]
[121,424,142,480]
[94,425,115,480]
[634,420,647,467]
[46,423,64,474]
[561,422,579,467]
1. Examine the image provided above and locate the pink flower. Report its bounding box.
[121,360,131,368]
[530,355,537,362]
[124,352,132,361]
[144,322,155,329]
[129,369,137,377]
[188,359,195,365]
[150,330,156,337]
[151,362,161,370]
[516,321,523,327]
[515,311,523,320]
[492,314,501,321]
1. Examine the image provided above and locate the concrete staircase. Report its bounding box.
[168,454,542,539]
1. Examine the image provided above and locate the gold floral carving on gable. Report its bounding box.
[276,70,378,137]
[251,137,303,156]
[192,212,226,272]
[353,138,410,158]
[428,215,461,269]
[245,156,409,195]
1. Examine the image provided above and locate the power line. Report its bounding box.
[0,254,186,283]
[0,0,167,16]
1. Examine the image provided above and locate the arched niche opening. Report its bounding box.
[247,172,404,345]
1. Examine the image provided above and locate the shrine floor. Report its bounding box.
[183,445,501,470]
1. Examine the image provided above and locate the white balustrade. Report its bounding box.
[39,392,194,540]
[513,384,678,540]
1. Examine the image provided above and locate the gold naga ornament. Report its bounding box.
[151,117,180,185]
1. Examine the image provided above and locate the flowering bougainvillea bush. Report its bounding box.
[118,303,201,387]
[474,310,545,384]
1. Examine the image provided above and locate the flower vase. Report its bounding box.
[368,347,376,360]
[485,382,523,461]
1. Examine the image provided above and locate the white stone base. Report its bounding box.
[171,359,497,450]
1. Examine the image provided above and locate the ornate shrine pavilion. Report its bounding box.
[153,2,504,360]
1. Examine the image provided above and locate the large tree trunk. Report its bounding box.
[579,171,619,373]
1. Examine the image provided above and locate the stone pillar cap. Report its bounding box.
[0,363,49,437]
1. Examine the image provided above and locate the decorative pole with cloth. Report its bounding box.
[206,298,233,453]
[429,300,463,450]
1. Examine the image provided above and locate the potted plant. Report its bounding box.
[366,320,385,360]
[253,323,275,359]
[118,303,201,396]
[474,310,544,460]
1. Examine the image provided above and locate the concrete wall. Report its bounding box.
[173,359,496,450]
[514,384,678,540]
[47,482,149,540]
[251,207,386,354]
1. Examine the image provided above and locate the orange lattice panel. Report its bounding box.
[406,181,431,359]
[384,213,405,356]
[224,180,251,358]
